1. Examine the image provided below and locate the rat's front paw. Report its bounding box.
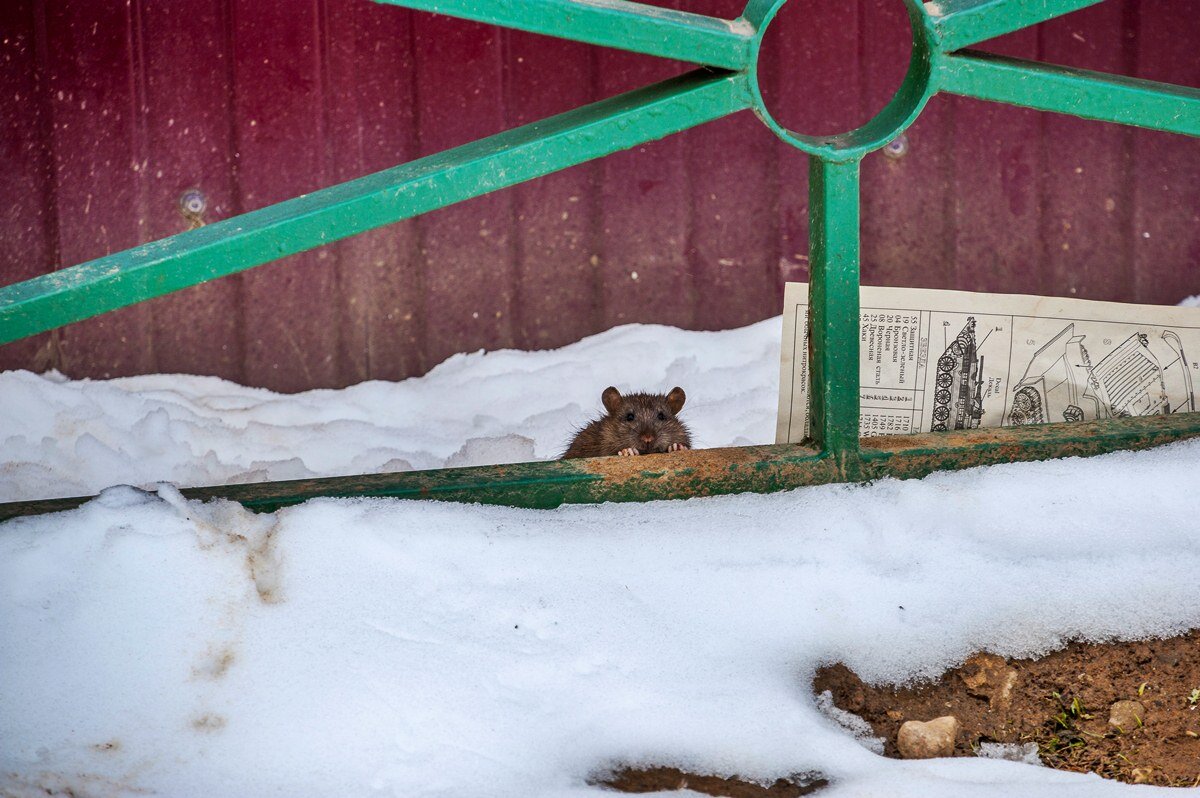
[668,443,690,452]
[617,447,640,457]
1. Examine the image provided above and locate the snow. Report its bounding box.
[0,321,777,503]
[3,316,1200,798]
[977,742,1043,766]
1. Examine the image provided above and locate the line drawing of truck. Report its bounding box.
[1008,324,1195,426]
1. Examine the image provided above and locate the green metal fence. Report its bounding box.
[2,0,1199,519]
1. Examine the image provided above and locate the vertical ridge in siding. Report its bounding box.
[413,14,515,370]
[948,29,1043,295]
[232,0,341,391]
[1038,0,1135,303]
[0,0,56,372]
[140,0,244,382]
[324,1,424,384]
[768,0,865,292]
[43,0,155,378]
[597,2,694,332]
[860,0,954,291]
[1130,0,1200,306]
[685,0,777,332]
[506,32,600,351]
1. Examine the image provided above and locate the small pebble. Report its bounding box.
[897,716,959,759]
[959,653,1019,709]
[1108,700,1146,731]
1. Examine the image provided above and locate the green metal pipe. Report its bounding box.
[370,0,754,70]
[4,413,1198,521]
[0,69,750,346]
[926,0,1102,53]
[939,50,1200,137]
[806,157,863,462]
[744,0,941,160]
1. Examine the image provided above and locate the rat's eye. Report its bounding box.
[657,411,666,420]
[625,412,635,422]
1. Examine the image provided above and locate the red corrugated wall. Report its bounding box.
[1,0,1197,391]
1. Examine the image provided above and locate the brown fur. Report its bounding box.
[562,387,692,459]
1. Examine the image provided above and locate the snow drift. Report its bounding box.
[3,317,1199,798]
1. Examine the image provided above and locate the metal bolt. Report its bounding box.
[883,134,909,159]
[179,189,207,217]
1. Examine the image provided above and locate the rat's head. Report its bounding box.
[600,386,690,455]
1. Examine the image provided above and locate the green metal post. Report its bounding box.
[807,156,862,464]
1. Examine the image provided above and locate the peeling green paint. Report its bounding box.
[4,414,1199,521]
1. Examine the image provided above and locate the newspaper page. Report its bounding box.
[777,282,1200,443]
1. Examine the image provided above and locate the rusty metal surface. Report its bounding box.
[5,413,1199,521]
[1,0,1197,389]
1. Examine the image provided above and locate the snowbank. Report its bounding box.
[3,316,1200,797]
[0,321,778,502]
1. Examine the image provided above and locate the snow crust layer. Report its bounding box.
[0,321,778,502]
[3,317,1200,798]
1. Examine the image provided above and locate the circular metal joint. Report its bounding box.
[744,0,939,161]
[179,189,207,217]
[883,133,909,159]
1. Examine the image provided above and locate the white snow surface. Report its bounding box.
[3,318,1200,798]
[0,321,777,503]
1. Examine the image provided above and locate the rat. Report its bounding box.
[562,386,692,459]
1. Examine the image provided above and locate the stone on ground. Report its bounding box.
[896,716,960,759]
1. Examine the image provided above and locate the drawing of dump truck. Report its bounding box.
[1008,325,1195,425]
[931,317,984,432]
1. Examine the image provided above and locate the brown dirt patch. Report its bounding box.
[814,629,1200,787]
[595,767,828,797]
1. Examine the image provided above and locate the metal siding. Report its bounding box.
[506,31,600,350]
[860,0,955,291]
[0,0,55,372]
[1038,0,1134,303]
[414,14,515,369]
[597,16,694,330]
[686,0,777,332]
[42,0,155,378]
[140,0,243,381]
[765,0,867,292]
[0,0,1196,390]
[323,1,424,383]
[232,0,341,392]
[948,27,1045,295]
[1131,0,1200,306]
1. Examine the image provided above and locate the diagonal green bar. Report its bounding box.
[926,0,1101,53]
[807,156,862,462]
[372,0,753,70]
[0,69,750,345]
[940,50,1200,137]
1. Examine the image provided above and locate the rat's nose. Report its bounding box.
[639,432,656,445]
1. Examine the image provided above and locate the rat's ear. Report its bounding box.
[601,386,622,414]
[666,387,686,414]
